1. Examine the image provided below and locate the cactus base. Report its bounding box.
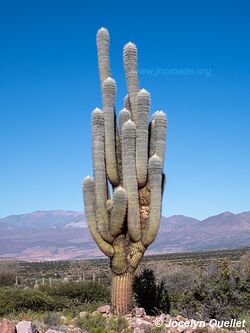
[112,272,133,315]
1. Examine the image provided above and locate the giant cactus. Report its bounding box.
[83,27,167,315]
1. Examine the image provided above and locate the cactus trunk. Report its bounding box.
[83,28,167,315]
[112,272,133,315]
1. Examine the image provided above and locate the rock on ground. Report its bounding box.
[0,320,16,333]
[128,317,153,330]
[16,321,37,333]
[96,304,111,314]
[132,307,146,318]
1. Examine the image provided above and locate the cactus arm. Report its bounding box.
[92,108,114,243]
[149,117,156,157]
[102,77,120,186]
[118,108,131,185]
[115,122,122,181]
[142,155,163,247]
[111,235,128,274]
[96,28,110,87]
[124,95,131,111]
[122,120,141,242]
[128,241,145,270]
[123,43,139,121]
[83,176,114,257]
[119,108,131,129]
[152,111,167,164]
[136,89,150,187]
[109,186,127,237]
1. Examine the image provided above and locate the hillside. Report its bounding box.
[0,210,249,260]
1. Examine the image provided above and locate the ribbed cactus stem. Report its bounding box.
[129,252,143,270]
[83,176,114,257]
[118,108,131,185]
[142,155,163,246]
[119,108,131,129]
[128,241,145,270]
[136,89,150,187]
[152,111,167,164]
[116,124,122,181]
[123,42,139,121]
[111,236,128,274]
[92,108,113,243]
[96,28,110,87]
[122,120,141,242]
[124,95,131,111]
[149,117,156,157]
[112,272,133,315]
[110,186,127,237]
[102,77,120,186]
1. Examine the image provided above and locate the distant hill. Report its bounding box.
[0,210,249,261]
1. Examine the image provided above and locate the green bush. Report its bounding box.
[0,272,16,286]
[133,269,170,315]
[0,281,110,317]
[166,259,250,321]
[43,281,110,305]
[0,288,64,316]
[155,280,171,314]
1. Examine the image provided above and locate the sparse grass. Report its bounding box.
[76,312,106,331]
[60,301,106,318]
[238,311,250,333]
[3,310,45,321]
[42,311,61,327]
[76,313,129,333]
[107,316,128,332]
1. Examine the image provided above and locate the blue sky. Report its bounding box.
[0,0,249,219]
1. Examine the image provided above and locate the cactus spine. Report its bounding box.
[83,28,167,315]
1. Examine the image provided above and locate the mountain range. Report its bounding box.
[0,210,249,261]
